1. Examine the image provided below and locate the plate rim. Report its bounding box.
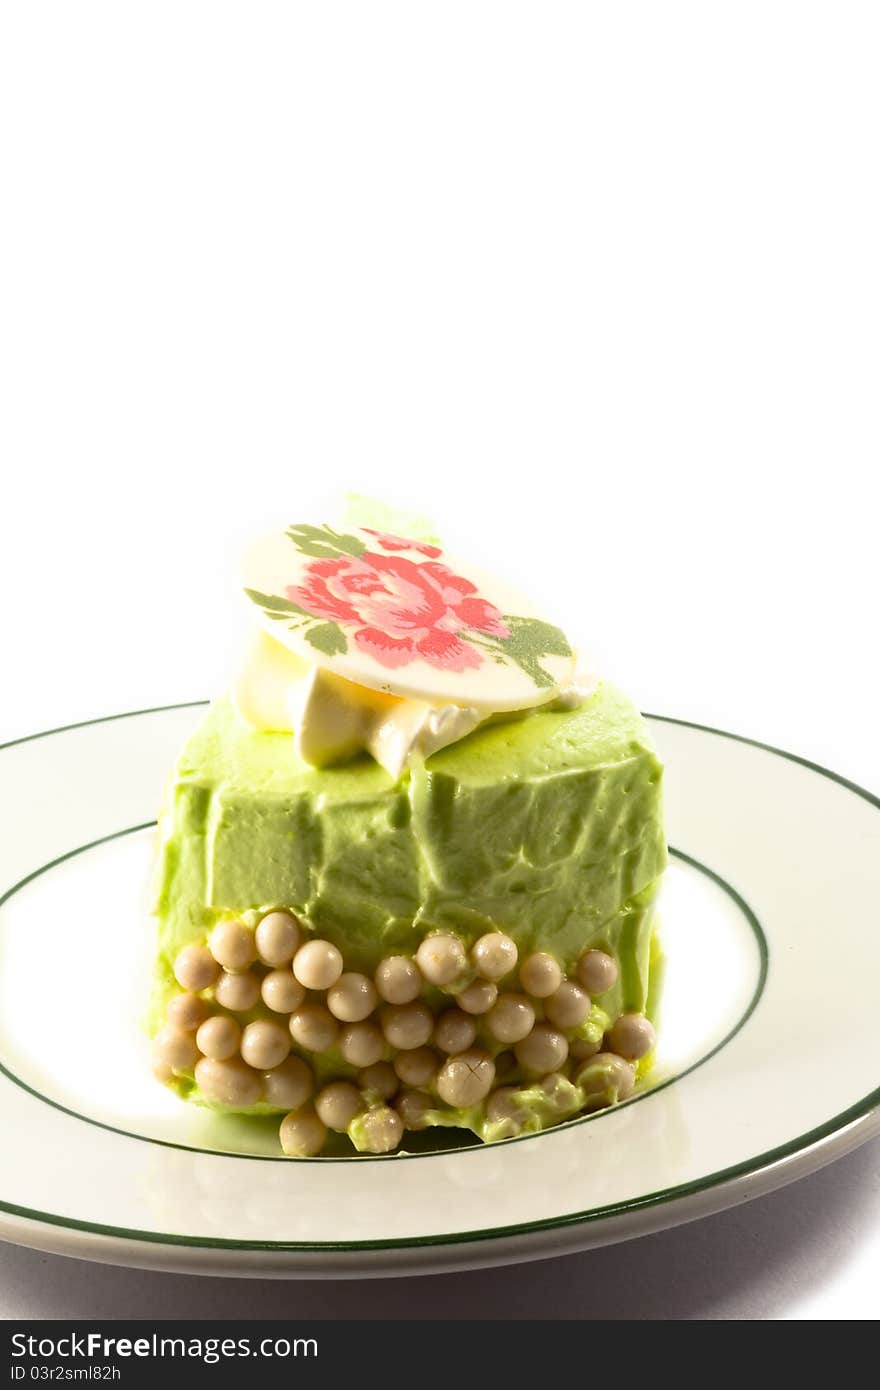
[1,1096,878,1267]
[1,700,878,1264]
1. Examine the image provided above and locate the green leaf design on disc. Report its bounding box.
[286,524,366,559]
[244,587,310,620]
[304,622,348,656]
[462,614,572,689]
[501,616,572,660]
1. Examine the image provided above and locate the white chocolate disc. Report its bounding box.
[242,525,576,712]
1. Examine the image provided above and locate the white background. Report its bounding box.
[1,1,878,1319]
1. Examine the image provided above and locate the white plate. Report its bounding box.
[0,704,878,1279]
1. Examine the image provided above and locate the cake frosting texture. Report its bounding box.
[155,682,664,992]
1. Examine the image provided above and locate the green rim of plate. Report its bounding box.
[0,700,876,1255]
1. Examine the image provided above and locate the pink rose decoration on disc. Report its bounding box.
[243,522,574,705]
[287,550,509,671]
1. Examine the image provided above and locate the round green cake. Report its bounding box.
[151,679,666,1155]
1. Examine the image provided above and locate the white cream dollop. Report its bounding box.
[232,631,594,778]
[233,631,483,778]
[290,667,482,778]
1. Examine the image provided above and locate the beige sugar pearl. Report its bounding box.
[195,1014,241,1061]
[255,910,302,966]
[570,1036,602,1062]
[471,932,518,982]
[393,1047,438,1088]
[240,1019,290,1070]
[279,1107,327,1157]
[608,1013,656,1061]
[519,952,563,999]
[208,919,256,972]
[359,1061,398,1100]
[195,1056,262,1107]
[538,1071,571,1100]
[292,939,343,990]
[315,1081,364,1132]
[573,1051,636,1102]
[485,1086,528,1126]
[328,972,378,1023]
[456,979,498,1015]
[357,1105,404,1154]
[262,1056,314,1110]
[214,969,260,1012]
[173,945,219,993]
[545,981,592,1030]
[433,1008,477,1055]
[339,1021,384,1068]
[396,1088,433,1130]
[153,1025,199,1075]
[576,949,619,995]
[436,1049,495,1107]
[166,992,211,1032]
[374,955,422,1005]
[381,1001,433,1051]
[415,934,466,987]
[485,993,535,1044]
[261,970,306,1015]
[289,1004,340,1054]
[515,1023,569,1075]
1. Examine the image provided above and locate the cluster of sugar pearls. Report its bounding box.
[476,942,655,1126]
[427,934,653,1121]
[156,916,655,1156]
[157,911,412,1152]
[155,913,313,1110]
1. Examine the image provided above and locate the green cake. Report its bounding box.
[151,521,666,1155]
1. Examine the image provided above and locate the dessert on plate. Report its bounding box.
[151,519,666,1155]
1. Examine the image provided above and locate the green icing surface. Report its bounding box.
[152,680,666,1130]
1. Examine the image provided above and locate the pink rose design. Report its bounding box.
[362,528,442,559]
[286,550,509,671]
